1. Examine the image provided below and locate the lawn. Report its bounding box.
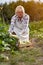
[0,18,43,65]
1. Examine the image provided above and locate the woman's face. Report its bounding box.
[16,10,23,18]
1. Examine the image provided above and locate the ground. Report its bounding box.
[0,19,43,65]
[0,39,43,65]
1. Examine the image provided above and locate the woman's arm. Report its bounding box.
[8,15,16,34]
[21,15,29,34]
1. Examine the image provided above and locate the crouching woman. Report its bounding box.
[8,5,30,45]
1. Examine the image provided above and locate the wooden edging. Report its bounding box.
[18,42,33,48]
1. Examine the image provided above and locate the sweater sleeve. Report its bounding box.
[21,15,29,34]
[8,15,16,34]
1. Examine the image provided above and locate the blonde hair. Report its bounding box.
[15,5,25,14]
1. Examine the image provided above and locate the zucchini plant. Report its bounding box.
[0,25,19,52]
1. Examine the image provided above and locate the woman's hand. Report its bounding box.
[12,32,16,35]
[10,32,19,40]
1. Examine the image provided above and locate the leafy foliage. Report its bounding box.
[1,1,43,22]
[29,21,43,39]
[0,24,19,52]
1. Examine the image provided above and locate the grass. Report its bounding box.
[29,21,43,39]
[8,47,43,65]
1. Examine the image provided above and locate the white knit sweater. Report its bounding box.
[8,13,30,42]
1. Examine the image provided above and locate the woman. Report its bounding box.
[8,5,30,44]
